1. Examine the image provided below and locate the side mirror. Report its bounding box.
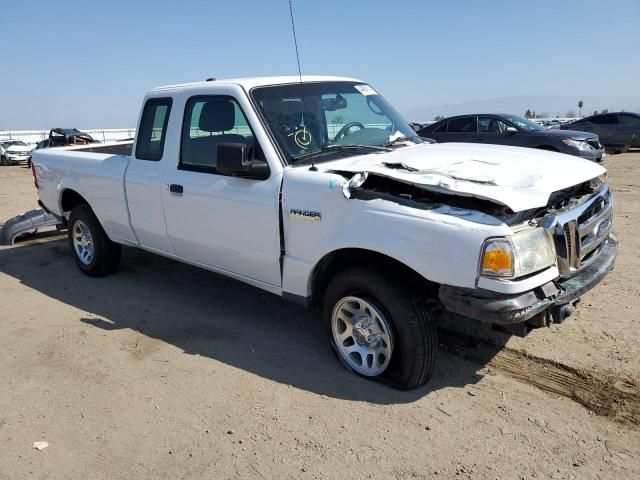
[504,126,518,135]
[216,143,270,180]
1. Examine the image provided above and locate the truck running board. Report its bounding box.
[0,208,64,245]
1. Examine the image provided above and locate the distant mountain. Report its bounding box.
[406,95,640,122]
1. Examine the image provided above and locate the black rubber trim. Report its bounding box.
[439,236,618,325]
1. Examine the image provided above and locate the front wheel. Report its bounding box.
[323,267,438,390]
[0,156,7,166]
[68,204,121,277]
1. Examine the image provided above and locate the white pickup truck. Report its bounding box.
[32,76,617,389]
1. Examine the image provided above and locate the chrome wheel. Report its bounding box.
[331,296,393,377]
[72,220,94,266]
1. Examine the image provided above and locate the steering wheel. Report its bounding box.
[334,122,365,142]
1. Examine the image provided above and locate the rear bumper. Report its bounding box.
[439,234,618,325]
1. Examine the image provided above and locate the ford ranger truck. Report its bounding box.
[31,76,617,390]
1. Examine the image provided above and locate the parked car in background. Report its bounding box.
[418,114,605,162]
[560,112,640,153]
[0,140,32,166]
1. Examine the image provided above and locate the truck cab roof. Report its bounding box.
[150,75,362,93]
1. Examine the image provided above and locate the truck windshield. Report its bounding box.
[251,81,420,164]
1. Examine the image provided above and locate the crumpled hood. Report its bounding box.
[6,145,32,154]
[325,142,606,212]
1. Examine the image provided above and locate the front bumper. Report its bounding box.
[575,147,605,162]
[439,234,618,325]
[5,154,30,164]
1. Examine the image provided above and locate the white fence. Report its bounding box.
[0,128,136,145]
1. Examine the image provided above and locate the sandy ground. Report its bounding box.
[1,155,639,479]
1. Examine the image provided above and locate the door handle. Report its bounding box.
[169,184,183,194]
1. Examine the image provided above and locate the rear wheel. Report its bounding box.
[323,267,438,390]
[68,204,121,276]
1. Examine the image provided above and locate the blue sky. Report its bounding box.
[1,0,638,129]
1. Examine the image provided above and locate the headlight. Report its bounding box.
[562,138,592,151]
[480,228,556,278]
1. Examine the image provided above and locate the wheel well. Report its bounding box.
[536,145,559,152]
[309,248,437,308]
[60,189,88,213]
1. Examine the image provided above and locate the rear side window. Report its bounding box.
[590,114,617,125]
[136,97,172,160]
[447,116,477,133]
[619,114,640,126]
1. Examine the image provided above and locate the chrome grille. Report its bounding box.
[543,184,613,276]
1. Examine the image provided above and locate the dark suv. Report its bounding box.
[560,112,640,153]
[418,114,605,162]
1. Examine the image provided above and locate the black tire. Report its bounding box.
[323,267,438,390]
[0,156,7,166]
[67,204,121,277]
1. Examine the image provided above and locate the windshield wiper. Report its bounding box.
[291,144,391,163]
[382,135,420,148]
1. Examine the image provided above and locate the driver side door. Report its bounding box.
[161,93,283,288]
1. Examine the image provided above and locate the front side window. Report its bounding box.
[180,96,257,172]
[136,97,172,161]
[447,116,477,133]
[251,81,420,165]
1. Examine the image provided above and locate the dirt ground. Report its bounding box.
[1,154,639,479]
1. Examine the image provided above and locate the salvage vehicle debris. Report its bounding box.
[29,76,617,389]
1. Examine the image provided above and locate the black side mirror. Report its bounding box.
[216,143,270,180]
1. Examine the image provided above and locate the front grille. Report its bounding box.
[543,184,613,276]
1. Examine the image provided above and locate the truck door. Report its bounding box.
[161,94,282,287]
[125,97,176,255]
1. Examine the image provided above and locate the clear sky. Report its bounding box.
[1,0,638,129]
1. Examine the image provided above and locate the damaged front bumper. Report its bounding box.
[439,234,618,325]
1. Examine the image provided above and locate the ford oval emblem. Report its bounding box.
[595,219,611,238]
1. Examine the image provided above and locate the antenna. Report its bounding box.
[287,0,315,169]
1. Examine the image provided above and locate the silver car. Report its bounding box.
[0,140,32,165]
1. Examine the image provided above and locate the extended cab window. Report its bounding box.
[136,98,172,160]
[447,116,477,133]
[180,96,257,172]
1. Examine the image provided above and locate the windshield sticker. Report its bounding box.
[354,84,377,96]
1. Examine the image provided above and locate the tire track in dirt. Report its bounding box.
[443,332,640,427]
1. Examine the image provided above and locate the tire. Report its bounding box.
[0,156,7,166]
[67,204,121,277]
[323,267,438,390]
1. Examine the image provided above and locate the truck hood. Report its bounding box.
[325,142,606,212]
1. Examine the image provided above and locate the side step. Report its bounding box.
[0,208,64,245]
